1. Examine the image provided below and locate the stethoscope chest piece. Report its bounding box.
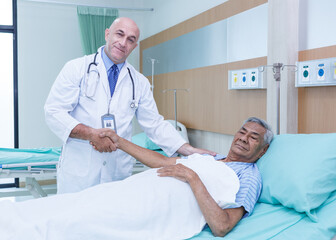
[130,100,138,109]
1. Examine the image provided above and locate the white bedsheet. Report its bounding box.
[0,154,239,240]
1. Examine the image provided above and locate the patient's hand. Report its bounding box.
[157,164,197,183]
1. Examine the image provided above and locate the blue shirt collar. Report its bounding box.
[101,46,125,72]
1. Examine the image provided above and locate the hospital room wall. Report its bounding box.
[17,0,146,148]
[140,0,336,154]
[17,0,227,148]
[297,0,336,133]
[18,0,81,148]
[140,0,268,155]
[16,0,336,149]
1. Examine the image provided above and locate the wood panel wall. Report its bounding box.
[154,57,267,135]
[140,0,268,135]
[298,45,336,133]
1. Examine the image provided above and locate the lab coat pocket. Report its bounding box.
[61,139,92,177]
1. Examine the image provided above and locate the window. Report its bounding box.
[0,0,17,148]
[0,1,13,25]
[0,0,18,188]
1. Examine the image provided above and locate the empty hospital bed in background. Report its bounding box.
[0,147,60,198]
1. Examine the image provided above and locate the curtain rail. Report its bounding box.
[23,0,154,11]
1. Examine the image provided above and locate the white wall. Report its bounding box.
[18,0,83,148]
[227,4,268,62]
[139,0,228,39]
[299,0,336,51]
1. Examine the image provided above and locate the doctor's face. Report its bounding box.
[104,17,139,64]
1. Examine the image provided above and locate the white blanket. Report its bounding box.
[0,154,239,240]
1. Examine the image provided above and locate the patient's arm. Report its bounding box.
[100,130,179,168]
[157,164,244,237]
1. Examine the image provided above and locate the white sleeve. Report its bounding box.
[135,73,186,157]
[44,60,83,143]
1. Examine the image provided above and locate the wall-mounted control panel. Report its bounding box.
[228,67,266,90]
[296,57,336,87]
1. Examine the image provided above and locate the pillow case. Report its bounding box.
[131,132,161,150]
[257,133,336,221]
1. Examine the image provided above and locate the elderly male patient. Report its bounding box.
[0,117,273,240]
[99,116,273,237]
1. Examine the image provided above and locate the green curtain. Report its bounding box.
[77,6,119,55]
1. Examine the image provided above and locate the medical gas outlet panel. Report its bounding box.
[228,68,266,90]
[296,57,336,87]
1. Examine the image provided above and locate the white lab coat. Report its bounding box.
[45,46,186,194]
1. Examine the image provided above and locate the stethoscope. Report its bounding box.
[86,51,137,109]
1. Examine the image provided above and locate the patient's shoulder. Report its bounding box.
[225,162,260,177]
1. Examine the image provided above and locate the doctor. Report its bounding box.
[45,17,214,194]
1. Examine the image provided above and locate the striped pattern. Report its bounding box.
[224,161,262,217]
[185,154,262,216]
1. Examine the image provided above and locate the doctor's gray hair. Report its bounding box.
[243,117,274,145]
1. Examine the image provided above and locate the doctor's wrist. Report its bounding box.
[70,123,94,141]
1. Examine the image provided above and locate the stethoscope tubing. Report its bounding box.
[127,67,135,102]
[87,51,136,108]
[87,52,99,73]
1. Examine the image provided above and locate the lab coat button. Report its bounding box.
[103,161,106,166]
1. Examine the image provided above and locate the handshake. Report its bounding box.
[89,128,120,153]
[84,126,216,156]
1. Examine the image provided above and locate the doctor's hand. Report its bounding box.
[157,164,197,184]
[177,143,216,157]
[89,128,117,153]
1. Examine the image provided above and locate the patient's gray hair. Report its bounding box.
[243,117,274,145]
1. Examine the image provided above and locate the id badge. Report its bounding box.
[101,114,117,133]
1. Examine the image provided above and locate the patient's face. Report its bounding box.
[230,122,268,163]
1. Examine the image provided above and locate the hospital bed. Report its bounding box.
[134,132,336,239]
[0,147,60,198]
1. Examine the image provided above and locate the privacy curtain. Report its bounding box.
[77,6,119,55]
